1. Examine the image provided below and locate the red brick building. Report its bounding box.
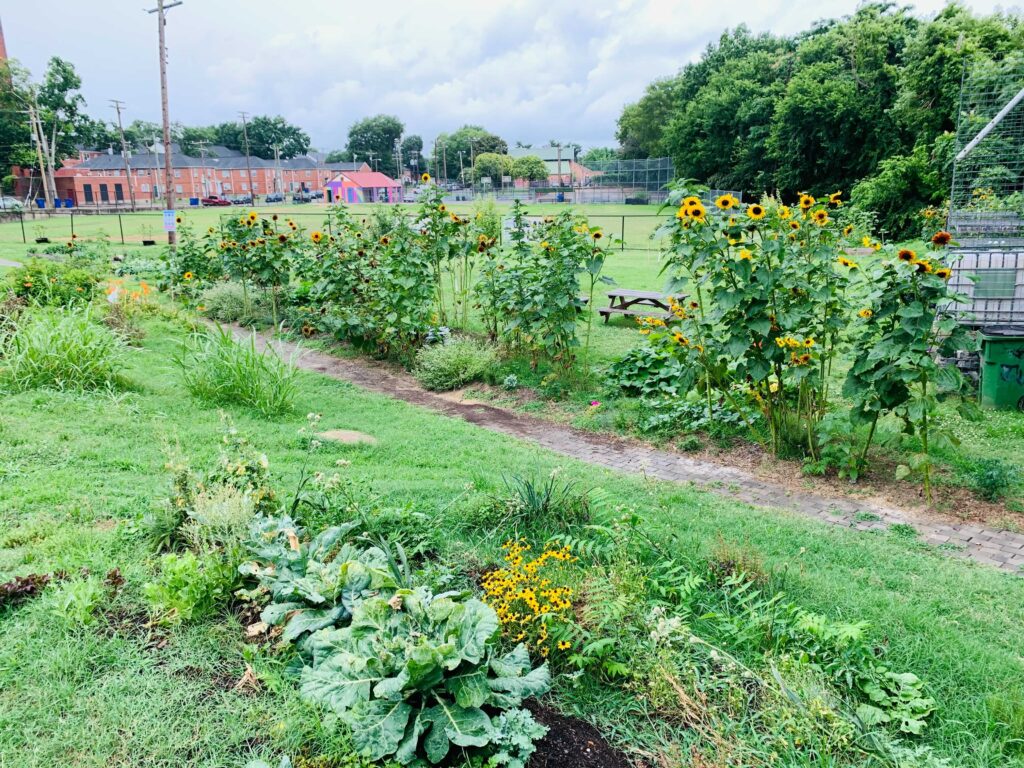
[13,144,370,207]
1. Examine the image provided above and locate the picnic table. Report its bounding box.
[598,289,684,323]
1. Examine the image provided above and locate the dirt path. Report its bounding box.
[237,327,1024,574]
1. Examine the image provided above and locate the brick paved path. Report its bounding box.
[241,328,1024,573]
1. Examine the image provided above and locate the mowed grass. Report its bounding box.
[1,317,1023,766]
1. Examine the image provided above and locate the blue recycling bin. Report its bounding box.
[35,198,45,208]
[556,191,565,202]
[64,198,73,209]
[53,199,62,208]
[189,197,199,207]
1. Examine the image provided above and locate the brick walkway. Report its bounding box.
[241,328,1024,574]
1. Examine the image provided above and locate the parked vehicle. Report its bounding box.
[0,196,24,211]
[200,195,231,206]
[229,195,254,206]
[264,192,284,203]
[292,191,313,204]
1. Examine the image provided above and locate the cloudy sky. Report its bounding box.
[2,0,1015,152]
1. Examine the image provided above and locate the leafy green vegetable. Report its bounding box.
[300,588,549,765]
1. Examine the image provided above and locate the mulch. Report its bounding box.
[528,703,634,768]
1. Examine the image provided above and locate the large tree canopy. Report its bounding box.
[616,3,1024,236]
[432,125,507,179]
[344,114,404,177]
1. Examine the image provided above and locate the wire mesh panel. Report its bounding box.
[949,57,1024,245]
[948,248,1024,326]
[578,157,676,203]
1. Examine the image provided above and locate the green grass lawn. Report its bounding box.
[2,316,1024,767]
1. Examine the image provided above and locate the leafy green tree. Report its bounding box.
[345,114,404,177]
[179,125,218,156]
[850,144,946,238]
[511,155,548,181]
[579,147,618,165]
[472,153,513,185]
[433,125,507,179]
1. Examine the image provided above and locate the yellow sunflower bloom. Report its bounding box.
[421,172,431,183]
[777,206,792,220]
[746,203,766,221]
[715,194,738,210]
[798,194,815,210]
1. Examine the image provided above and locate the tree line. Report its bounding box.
[616,2,1024,237]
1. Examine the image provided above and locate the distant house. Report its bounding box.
[508,147,598,186]
[324,170,401,204]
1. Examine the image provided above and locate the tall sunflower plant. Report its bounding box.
[649,181,859,459]
[842,232,979,502]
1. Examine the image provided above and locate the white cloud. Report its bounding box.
[1,0,1017,151]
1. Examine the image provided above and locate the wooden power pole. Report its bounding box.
[146,0,182,246]
[110,99,137,211]
[238,111,257,205]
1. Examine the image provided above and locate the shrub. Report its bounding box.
[8,260,99,307]
[175,326,298,416]
[413,337,497,391]
[197,281,272,324]
[1,309,125,392]
[972,458,1018,501]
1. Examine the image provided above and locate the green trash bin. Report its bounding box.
[979,326,1024,410]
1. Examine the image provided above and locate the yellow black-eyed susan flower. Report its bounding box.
[183,271,193,280]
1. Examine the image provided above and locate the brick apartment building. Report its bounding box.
[13,144,372,207]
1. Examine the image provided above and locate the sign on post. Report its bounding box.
[163,209,177,232]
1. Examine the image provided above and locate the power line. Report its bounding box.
[238,110,257,205]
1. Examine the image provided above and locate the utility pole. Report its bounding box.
[442,141,447,182]
[273,143,283,194]
[27,106,53,208]
[110,99,137,211]
[458,151,465,184]
[238,110,257,205]
[195,138,210,197]
[393,137,403,184]
[432,139,439,181]
[146,0,182,246]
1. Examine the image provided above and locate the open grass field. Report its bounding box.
[2,315,1024,767]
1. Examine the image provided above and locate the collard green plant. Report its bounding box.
[413,337,497,392]
[240,515,397,644]
[299,588,550,766]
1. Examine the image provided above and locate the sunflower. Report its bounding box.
[777,206,792,220]
[272,213,279,221]
[837,256,858,269]
[715,194,738,210]
[798,194,815,210]
[438,204,447,213]
[675,206,689,221]
[248,211,258,222]
[746,203,766,221]
[931,230,952,247]
[812,210,830,226]
[182,271,193,280]
[310,230,323,244]
[278,234,288,244]
[557,640,571,651]
[687,201,707,221]
[379,235,390,245]
[935,267,952,280]
[857,308,873,319]
[803,337,815,347]
[912,259,933,274]
[828,191,843,206]
[843,224,854,236]
[682,195,702,207]
[421,172,431,183]
[789,220,800,231]
[897,248,915,262]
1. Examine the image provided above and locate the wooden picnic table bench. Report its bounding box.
[598,288,685,323]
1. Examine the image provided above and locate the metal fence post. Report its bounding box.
[70,212,75,239]
[118,214,125,245]
[621,215,625,250]
[19,211,26,243]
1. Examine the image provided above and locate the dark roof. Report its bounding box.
[65,150,365,175]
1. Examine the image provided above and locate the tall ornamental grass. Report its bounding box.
[1,308,125,392]
[175,326,298,417]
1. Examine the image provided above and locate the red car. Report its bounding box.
[200,195,232,206]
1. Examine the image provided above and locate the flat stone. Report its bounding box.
[318,429,378,445]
